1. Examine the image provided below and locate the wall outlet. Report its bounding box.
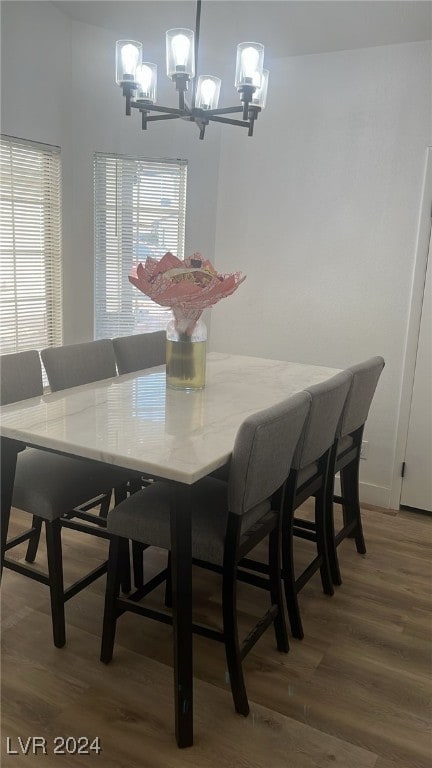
[360,440,368,460]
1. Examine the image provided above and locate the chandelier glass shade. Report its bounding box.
[115,1,269,140]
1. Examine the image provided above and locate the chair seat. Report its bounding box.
[13,448,136,521]
[108,477,273,565]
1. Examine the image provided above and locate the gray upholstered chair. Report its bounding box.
[41,338,117,391]
[284,371,352,638]
[1,350,46,565]
[41,338,146,587]
[111,331,167,587]
[239,371,352,641]
[0,350,134,647]
[40,339,120,527]
[100,392,311,717]
[113,331,166,375]
[326,356,385,585]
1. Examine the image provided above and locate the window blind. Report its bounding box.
[94,153,187,339]
[0,136,63,355]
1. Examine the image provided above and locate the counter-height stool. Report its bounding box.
[41,340,123,523]
[40,338,119,522]
[100,392,311,717]
[41,339,145,590]
[326,356,385,585]
[284,371,352,638]
[112,330,166,587]
[41,338,118,391]
[113,331,166,375]
[238,371,352,641]
[0,350,134,647]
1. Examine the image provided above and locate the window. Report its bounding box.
[0,136,63,354]
[94,153,187,339]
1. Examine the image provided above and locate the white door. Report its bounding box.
[400,230,432,512]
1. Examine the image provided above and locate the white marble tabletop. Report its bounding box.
[0,353,340,484]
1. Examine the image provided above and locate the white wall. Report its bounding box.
[1,1,221,344]
[210,41,432,506]
[0,2,71,144]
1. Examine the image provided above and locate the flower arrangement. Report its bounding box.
[129,251,245,336]
[129,251,245,388]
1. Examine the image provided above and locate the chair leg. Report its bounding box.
[1,438,19,580]
[45,519,66,648]
[100,536,123,664]
[222,565,249,716]
[282,501,304,640]
[164,550,172,608]
[132,543,147,590]
[114,485,127,505]
[340,461,366,554]
[99,493,111,520]
[325,477,342,586]
[114,486,132,594]
[119,541,131,595]
[25,516,43,563]
[124,479,147,590]
[315,488,334,597]
[129,478,143,494]
[268,529,289,652]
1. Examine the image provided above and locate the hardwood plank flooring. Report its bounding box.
[1,504,431,767]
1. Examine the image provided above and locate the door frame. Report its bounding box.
[390,147,432,509]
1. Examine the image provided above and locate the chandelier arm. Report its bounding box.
[145,114,183,122]
[132,104,191,116]
[203,106,244,117]
[208,115,250,128]
[191,0,202,109]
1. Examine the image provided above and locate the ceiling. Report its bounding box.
[51,1,432,60]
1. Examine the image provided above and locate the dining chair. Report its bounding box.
[325,356,385,585]
[100,392,311,716]
[0,350,135,647]
[112,331,166,375]
[284,371,352,638]
[40,339,119,530]
[40,338,118,391]
[112,330,166,587]
[238,371,352,641]
[41,338,147,588]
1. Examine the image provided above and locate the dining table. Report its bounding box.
[0,351,340,747]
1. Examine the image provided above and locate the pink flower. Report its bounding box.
[129,252,245,335]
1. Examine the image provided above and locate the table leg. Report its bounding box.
[1,438,21,579]
[170,483,193,748]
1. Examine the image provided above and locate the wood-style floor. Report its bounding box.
[1,503,431,767]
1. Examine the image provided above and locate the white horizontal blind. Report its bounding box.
[94,153,187,339]
[0,136,63,355]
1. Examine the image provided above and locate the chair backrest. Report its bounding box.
[228,392,311,516]
[339,356,385,437]
[41,339,117,392]
[0,350,43,405]
[113,331,166,375]
[293,371,352,469]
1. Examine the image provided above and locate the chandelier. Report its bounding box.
[115,0,269,140]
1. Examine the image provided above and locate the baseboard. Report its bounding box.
[333,477,391,509]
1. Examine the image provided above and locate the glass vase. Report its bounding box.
[166,318,207,390]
